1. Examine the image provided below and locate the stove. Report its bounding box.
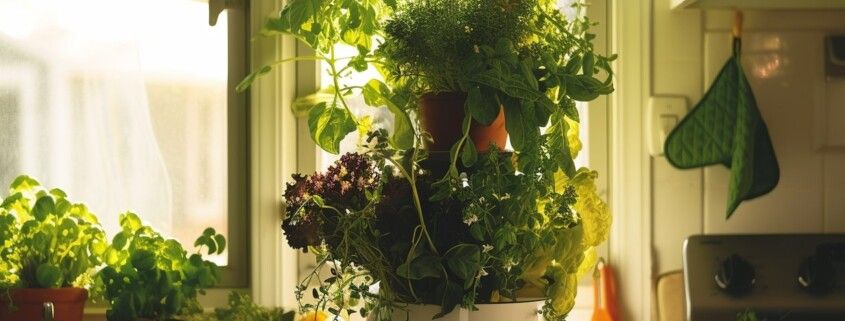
[683,234,845,321]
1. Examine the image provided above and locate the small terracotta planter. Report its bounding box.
[419,92,507,152]
[0,288,88,321]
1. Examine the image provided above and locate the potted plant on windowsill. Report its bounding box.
[95,212,227,321]
[0,175,108,321]
[239,0,614,320]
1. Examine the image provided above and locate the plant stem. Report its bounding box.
[328,46,359,127]
[387,157,438,255]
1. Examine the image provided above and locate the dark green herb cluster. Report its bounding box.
[96,212,226,321]
[380,0,536,92]
[0,176,107,290]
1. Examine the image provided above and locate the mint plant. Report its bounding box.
[97,212,226,321]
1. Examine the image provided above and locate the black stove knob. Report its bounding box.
[715,254,756,296]
[798,255,836,295]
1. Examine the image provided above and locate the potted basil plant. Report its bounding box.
[0,175,108,321]
[96,212,226,321]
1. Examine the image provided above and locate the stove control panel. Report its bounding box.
[684,234,845,321]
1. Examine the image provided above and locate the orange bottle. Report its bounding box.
[591,259,620,321]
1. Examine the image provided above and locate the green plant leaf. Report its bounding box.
[362,80,414,149]
[502,97,525,150]
[236,65,272,93]
[10,175,39,193]
[562,101,580,122]
[112,232,128,250]
[0,192,22,209]
[583,52,595,77]
[307,102,357,154]
[434,281,463,318]
[214,234,227,254]
[164,290,184,315]
[396,255,441,280]
[444,244,481,282]
[547,112,577,178]
[461,138,478,167]
[130,249,156,271]
[35,263,62,288]
[32,196,55,221]
[119,212,143,233]
[466,86,499,126]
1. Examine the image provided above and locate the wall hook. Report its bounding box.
[732,10,744,39]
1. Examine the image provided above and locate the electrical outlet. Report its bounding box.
[648,96,688,156]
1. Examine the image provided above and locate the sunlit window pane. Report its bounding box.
[0,0,229,265]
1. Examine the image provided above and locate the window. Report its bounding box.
[0,0,247,286]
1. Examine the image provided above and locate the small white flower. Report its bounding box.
[463,214,479,226]
[476,268,489,279]
[482,244,494,253]
[503,259,516,271]
[473,45,480,54]
[464,25,472,33]
[460,172,470,188]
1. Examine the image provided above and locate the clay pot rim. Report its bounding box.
[3,288,88,303]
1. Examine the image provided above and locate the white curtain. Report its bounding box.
[0,0,173,236]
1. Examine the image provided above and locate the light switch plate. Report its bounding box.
[648,96,688,156]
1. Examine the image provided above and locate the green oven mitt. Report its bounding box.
[664,38,779,218]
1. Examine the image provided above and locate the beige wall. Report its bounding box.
[651,2,845,274]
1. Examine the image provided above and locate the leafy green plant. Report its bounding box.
[241,0,615,320]
[183,292,296,321]
[282,136,609,320]
[96,212,226,321]
[0,175,107,290]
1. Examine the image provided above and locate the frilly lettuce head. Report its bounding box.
[521,167,611,319]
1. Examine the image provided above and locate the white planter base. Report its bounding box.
[387,300,545,321]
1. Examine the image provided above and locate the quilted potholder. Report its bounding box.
[664,38,779,218]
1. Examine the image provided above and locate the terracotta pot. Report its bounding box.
[378,299,545,321]
[0,288,88,321]
[419,92,507,152]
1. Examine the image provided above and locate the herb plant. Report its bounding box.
[96,212,226,321]
[240,0,615,320]
[183,292,296,321]
[0,175,108,290]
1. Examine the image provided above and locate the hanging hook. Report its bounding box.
[732,10,744,39]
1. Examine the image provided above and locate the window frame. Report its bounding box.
[220,0,251,289]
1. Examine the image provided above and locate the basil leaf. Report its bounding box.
[33,196,55,221]
[466,86,499,126]
[444,244,481,281]
[307,102,356,154]
[36,263,62,288]
[396,255,441,280]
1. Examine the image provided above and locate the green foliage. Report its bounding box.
[737,311,761,321]
[183,292,296,321]
[96,212,226,321]
[248,0,616,320]
[0,175,107,290]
